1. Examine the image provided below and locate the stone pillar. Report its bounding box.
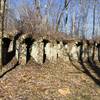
[69,43,79,61]
[17,34,29,65]
[45,43,52,61]
[8,40,13,52]
[19,43,27,65]
[82,42,88,62]
[57,41,69,61]
[94,47,98,61]
[53,43,58,62]
[15,40,20,61]
[96,42,100,61]
[31,41,44,64]
[57,41,64,58]
[45,42,58,63]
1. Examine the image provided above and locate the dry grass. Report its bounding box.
[0,59,100,100]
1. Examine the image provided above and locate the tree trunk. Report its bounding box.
[92,41,95,61]
[0,0,6,69]
[92,0,96,62]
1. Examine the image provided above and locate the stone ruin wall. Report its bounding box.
[0,1,100,67]
[0,33,99,67]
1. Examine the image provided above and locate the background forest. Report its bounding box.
[2,0,100,39]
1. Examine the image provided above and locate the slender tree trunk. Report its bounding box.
[92,0,96,61]
[92,0,96,38]
[0,0,6,69]
[56,0,71,32]
[92,41,95,61]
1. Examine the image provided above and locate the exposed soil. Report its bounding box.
[0,59,100,100]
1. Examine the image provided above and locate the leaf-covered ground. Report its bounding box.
[0,59,100,100]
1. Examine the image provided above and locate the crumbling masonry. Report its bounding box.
[0,32,100,77]
[1,33,100,65]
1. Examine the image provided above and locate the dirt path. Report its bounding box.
[0,59,100,100]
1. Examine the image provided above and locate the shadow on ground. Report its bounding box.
[68,53,100,86]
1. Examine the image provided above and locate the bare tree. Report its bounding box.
[0,0,7,67]
[55,0,71,32]
[92,0,96,60]
[4,0,100,40]
[92,0,96,39]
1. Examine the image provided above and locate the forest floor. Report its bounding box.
[0,58,100,100]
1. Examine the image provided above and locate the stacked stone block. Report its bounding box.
[45,42,58,63]
[82,42,88,61]
[0,33,100,66]
[94,47,98,61]
[15,40,20,61]
[8,40,13,52]
[71,44,79,60]
[19,43,27,65]
[18,34,28,65]
[57,41,69,61]
[31,41,44,64]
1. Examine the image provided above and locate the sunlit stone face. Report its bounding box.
[19,43,27,65]
[45,42,58,63]
[31,41,44,64]
[64,44,68,49]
